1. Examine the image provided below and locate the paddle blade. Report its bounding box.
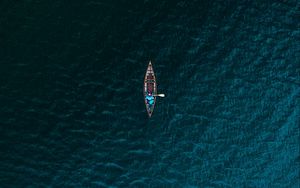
[157,94,165,97]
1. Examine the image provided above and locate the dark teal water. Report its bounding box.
[1,0,299,187]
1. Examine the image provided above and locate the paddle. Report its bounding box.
[153,94,165,97]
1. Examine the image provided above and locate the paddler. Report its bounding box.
[146,93,154,105]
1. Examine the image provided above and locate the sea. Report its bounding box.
[0,0,299,187]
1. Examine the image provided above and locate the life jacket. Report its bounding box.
[146,95,154,104]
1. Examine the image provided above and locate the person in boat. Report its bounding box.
[145,92,154,105]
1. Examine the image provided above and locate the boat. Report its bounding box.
[144,61,157,117]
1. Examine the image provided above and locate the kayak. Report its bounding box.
[144,61,157,117]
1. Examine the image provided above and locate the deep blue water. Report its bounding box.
[0,0,299,187]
